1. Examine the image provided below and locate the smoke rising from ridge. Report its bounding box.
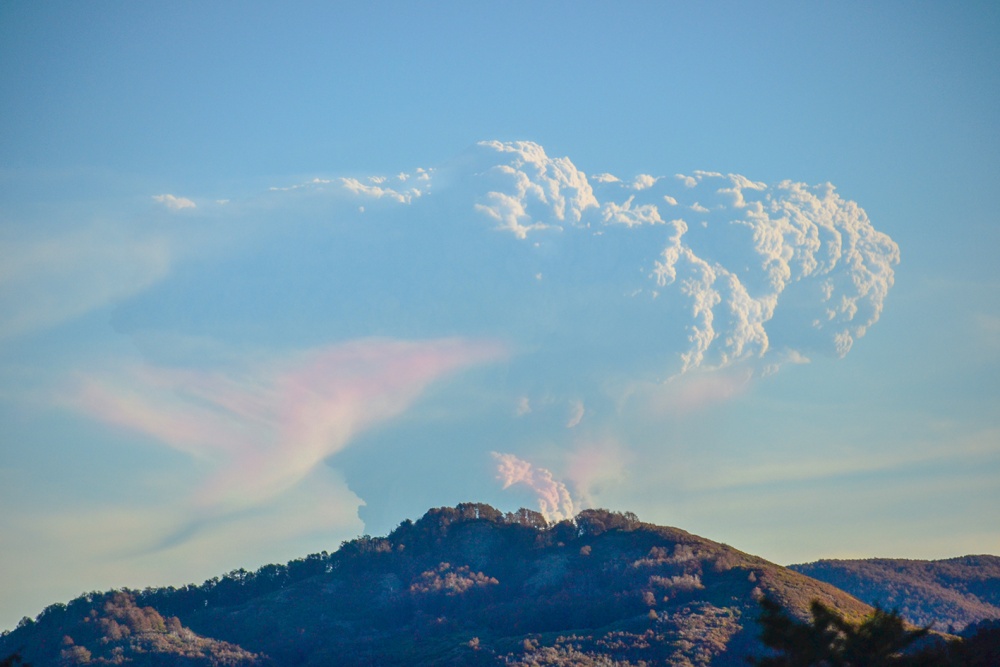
[492,452,577,522]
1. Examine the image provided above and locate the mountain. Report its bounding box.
[788,556,1000,633]
[0,591,262,666]
[0,504,883,666]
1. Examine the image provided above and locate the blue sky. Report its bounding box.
[1,1,998,630]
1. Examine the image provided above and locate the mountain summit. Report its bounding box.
[0,504,933,666]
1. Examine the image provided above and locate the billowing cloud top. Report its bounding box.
[327,140,899,376]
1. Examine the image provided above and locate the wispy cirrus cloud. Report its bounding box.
[0,465,365,621]
[0,224,172,341]
[692,427,1000,493]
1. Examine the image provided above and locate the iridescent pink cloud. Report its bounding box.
[69,337,507,516]
[638,367,754,417]
[566,439,630,506]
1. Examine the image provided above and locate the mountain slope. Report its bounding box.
[1,591,263,666]
[2,505,875,666]
[789,556,1000,633]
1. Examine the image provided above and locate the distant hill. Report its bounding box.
[0,504,889,666]
[789,555,1000,633]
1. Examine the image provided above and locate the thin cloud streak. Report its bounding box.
[0,467,365,616]
[0,224,172,341]
[688,427,1000,492]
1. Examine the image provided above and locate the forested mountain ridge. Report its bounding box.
[0,590,262,666]
[789,556,1000,633]
[0,504,977,666]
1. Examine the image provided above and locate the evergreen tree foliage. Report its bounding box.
[0,653,28,667]
[752,596,932,666]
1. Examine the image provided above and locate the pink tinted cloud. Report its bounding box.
[639,367,754,417]
[69,338,507,515]
[566,439,630,506]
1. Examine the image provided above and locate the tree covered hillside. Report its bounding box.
[2,504,876,666]
[789,556,1000,633]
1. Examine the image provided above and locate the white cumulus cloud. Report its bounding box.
[340,176,423,204]
[455,142,899,373]
[471,140,600,238]
[152,194,196,210]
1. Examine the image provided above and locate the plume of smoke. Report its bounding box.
[492,452,576,522]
